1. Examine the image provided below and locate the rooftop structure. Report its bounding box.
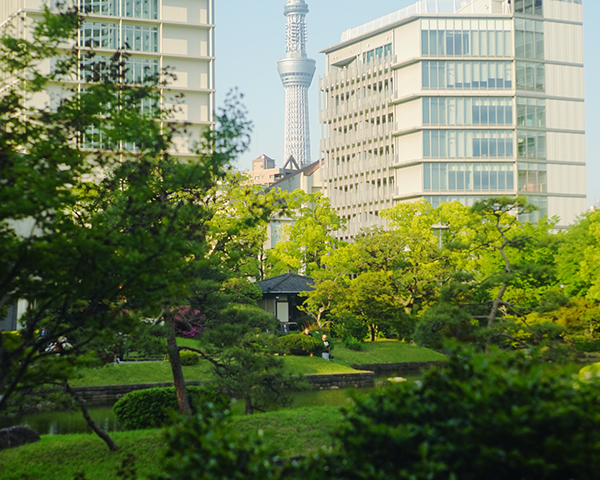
[249,154,299,186]
[277,0,316,166]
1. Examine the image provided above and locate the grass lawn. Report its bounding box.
[0,407,341,480]
[331,340,446,367]
[70,361,212,387]
[282,355,362,375]
[69,340,443,387]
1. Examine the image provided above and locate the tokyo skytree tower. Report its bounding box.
[277,0,316,166]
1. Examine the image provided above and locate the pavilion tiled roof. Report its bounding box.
[259,273,315,294]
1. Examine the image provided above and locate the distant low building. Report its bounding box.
[258,273,315,332]
[249,154,299,186]
[266,159,324,249]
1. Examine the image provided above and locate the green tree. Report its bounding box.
[415,197,565,354]
[0,5,249,433]
[557,209,600,300]
[267,191,346,278]
[179,302,298,415]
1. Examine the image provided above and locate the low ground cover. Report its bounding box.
[0,407,340,480]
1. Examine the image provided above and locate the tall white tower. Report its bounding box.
[277,0,316,166]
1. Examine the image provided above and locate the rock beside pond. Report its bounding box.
[0,426,40,451]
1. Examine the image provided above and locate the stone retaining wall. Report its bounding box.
[67,372,376,405]
[351,361,444,376]
[69,382,202,405]
[305,372,374,390]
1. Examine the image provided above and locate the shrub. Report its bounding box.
[343,336,363,351]
[278,334,324,356]
[330,315,368,341]
[573,340,600,352]
[113,385,228,430]
[334,345,600,479]
[179,350,201,366]
[1,331,22,352]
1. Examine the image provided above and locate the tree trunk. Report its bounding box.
[166,320,191,415]
[245,395,254,415]
[369,324,377,342]
[64,382,119,451]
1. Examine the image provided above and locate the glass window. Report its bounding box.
[80,22,119,49]
[122,0,159,19]
[424,163,514,192]
[122,24,159,52]
[422,61,513,90]
[124,57,159,84]
[81,0,118,15]
[424,130,514,159]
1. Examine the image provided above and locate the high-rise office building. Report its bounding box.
[319,0,585,239]
[278,0,316,166]
[0,0,215,158]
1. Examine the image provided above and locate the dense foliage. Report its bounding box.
[277,334,324,356]
[157,347,600,480]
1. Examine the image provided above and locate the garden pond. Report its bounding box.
[0,386,383,435]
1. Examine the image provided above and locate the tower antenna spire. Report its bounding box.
[277,0,316,166]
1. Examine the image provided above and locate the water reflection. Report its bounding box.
[0,406,119,435]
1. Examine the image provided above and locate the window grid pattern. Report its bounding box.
[516,61,545,92]
[363,44,392,64]
[421,19,512,57]
[81,22,119,49]
[124,57,159,84]
[424,163,515,192]
[517,98,545,128]
[422,61,513,90]
[424,130,515,159]
[425,195,490,209]
[514,0,544,15]
[81,0,118,16]
[79,0,158,19]
[81,56,158,84]
[520,195,548,224]
[423,97,513,126]
[517,130,546,159]
[518,162,547,193]
[515,19,544,60]
[123,0,159,20]
[122,24,159,52]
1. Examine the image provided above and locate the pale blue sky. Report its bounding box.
[216,0,599,207]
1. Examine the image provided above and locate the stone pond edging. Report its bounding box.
[65,372,377,405]
[350,361,444,376]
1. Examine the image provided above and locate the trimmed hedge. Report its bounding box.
[278,334,325,356]
[179,350,201,366]
[113,386,228,430]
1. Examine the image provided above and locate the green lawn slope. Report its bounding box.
[332,340,446,366]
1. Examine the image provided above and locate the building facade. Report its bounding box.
[1,0,215,158]
[319,0,586,239]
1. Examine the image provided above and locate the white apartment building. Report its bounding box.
[0,0,215,157]
[0,0,214,329]
[319,0,586,239]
